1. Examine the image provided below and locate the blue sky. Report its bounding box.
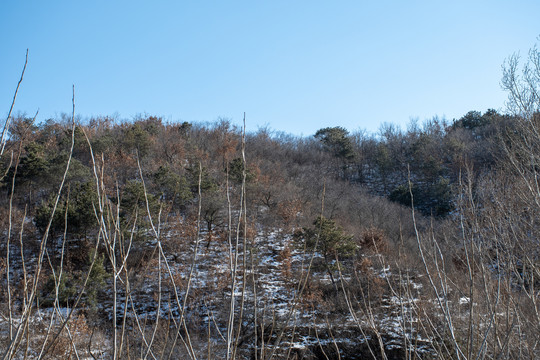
[1,1,539,136]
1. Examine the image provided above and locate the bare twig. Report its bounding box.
[1,49,28,159]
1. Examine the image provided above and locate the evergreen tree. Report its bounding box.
[295,216,356,289]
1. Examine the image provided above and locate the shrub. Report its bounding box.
[359,226,388,253]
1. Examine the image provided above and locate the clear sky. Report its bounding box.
[1,1,539,136]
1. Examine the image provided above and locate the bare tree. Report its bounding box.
[501,37,540,119]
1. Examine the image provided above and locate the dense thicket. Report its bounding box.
[0,108,514,258]
[1,105,538,358]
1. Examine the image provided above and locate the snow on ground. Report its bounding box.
[1,227,452,357]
